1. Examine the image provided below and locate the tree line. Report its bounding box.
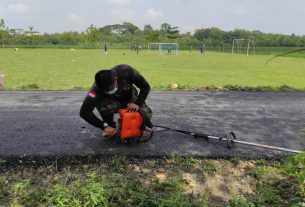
[1,19,305,49]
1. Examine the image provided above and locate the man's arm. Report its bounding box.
[128,67,150,106]
[80,95,106,129]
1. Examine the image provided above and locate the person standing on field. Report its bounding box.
[0,73,4,90]
[200,44,205,54]
[104,44,108,55]
[168,45,171,55]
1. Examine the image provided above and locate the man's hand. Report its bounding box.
[127,103,139,112]
[104,126,117,137]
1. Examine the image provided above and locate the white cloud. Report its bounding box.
[66,14,87,30]
[8,3,32,15]
[235,8,247,15]
[108,0,132,6]
[111,9,135,21]
[67,14,84,22]
[145,8,163,19]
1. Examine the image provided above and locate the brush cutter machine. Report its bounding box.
[116,109,302,153]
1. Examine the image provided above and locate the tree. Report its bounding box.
[122,22,140,34]
[144,24,153,33]
[85,24,100,44]
[144,25,155,40]
[160,23,171,35]
[193,29,205,41]
[0,19,9,47]
[1,20,305,48]
[166,26,180,39]
[160,23,180,40]
[99,23,140,36]
[100,24,124,35]
[99,25,113,35]
[59,32,79,45]
[179,32,199,50]
[145,30,160,42]
[194,27,224,46]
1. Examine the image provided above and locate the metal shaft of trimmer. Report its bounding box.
[231,139,302,153]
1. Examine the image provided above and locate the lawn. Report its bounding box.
[0,48,305,90]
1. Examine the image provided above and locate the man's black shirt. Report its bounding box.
[80,64,150,129]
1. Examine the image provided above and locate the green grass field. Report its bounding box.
[0,48,305,90]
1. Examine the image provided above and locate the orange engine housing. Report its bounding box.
[119,109,143,139]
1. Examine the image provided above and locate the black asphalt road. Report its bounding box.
[0,91,304,159]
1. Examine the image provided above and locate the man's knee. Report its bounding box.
[140,104,152,120]
[97,100,121,114]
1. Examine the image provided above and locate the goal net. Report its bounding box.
[231,39,255,56]
[148,43,179,55]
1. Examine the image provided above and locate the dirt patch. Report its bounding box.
[179,160,257,203]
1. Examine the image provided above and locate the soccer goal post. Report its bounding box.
[148,43,179,55]
[231,39,255,56]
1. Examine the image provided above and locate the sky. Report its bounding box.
[0,0,305,35]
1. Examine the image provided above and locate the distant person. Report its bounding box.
[104,44,108,55]
[136,43,139,54]
[200,44,205,54]
[168,46,171,55]
[80,64,152,138]
[189,44,192,53]
[0,73,4,90]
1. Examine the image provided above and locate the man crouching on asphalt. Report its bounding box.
[80,64,152,137]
